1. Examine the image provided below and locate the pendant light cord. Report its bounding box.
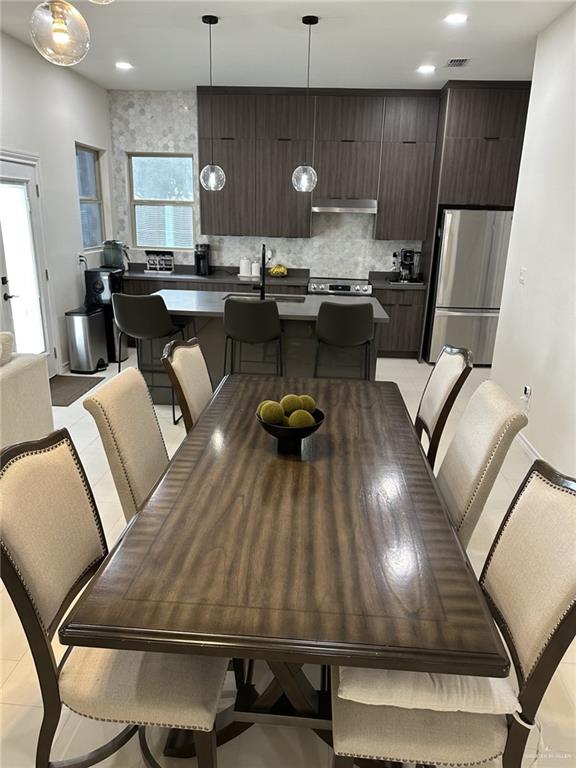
[209,21,214,164]
[306,22,312,166]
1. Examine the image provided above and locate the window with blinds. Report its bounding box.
[76,145,104,249]
[129,154,194,248]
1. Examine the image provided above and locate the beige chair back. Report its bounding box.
[436,380,528,546]
[84,368,169,521]
[415,345,473,468]
[481,461,576,691]
[162,339,213,433]
[0,430,107,634]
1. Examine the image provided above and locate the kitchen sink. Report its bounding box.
[223,293,306,303]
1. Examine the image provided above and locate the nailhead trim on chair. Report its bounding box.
[457,413,527,533]
[334,747,504,766]
[61,701,213,732]
[481,470,576,680]
[0,437,107,634]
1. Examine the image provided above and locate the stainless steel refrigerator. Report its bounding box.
[427,209,513,365]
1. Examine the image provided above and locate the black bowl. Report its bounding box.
[257,409,325,454]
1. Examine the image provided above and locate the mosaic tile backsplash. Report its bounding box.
[109,89,421,279]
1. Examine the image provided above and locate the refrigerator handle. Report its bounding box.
[436,211,452,302]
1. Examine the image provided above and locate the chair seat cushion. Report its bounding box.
[60,646,229,731]
[338,666,520,714]
[332,670,508,766]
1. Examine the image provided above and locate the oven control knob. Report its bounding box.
[311,283,317,291]
[354,285,361,292]
[319,284,325,291]
[362,286,369,292]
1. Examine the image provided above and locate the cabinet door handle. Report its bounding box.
[402,140,417,144]
[277,137,292,142]
[220,136,235,141]
[484,136,500,141]
[340,138,355,143]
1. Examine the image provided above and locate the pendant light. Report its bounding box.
[200,15,226,192]
[29,1,90,66]
[292,15,319,193]
[89,0,115,4]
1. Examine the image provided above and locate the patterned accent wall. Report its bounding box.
[109,89,421,278]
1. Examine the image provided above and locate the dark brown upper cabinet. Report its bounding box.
[313,141,381,200]
[255,139,312,238]
[197,93,255,139]
[383,95,439,143]
[315,95,384,141]
[445,87,530,140]
[198,138,256,236]
[255,94,314,139]
[376,142,435,240]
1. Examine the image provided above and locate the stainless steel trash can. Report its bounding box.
[65,306,108,374]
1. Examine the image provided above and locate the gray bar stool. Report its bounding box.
[314,301,375,380]
[223,298,283,376]
[112,293,186,422]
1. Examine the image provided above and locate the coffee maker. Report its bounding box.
[399,249,422,282]
[194,244,211,276]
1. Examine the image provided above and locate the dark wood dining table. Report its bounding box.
[60,374,509,760]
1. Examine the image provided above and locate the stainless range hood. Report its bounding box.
[311,198,377,214]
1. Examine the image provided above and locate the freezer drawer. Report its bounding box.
[429,309,499,365]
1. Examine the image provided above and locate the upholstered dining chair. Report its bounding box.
[415,344,473,469]
[162,338,213,433]
[0,429,228,768]
[84,367,169,521]
[436,379,528,547]
[332,459,576,768]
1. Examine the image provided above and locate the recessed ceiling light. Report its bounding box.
[444,13,468,25]
[417,64,436,75]
[115,61,133,70]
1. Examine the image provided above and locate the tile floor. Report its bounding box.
[1,355,575,767]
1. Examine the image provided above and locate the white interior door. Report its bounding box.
[0,156,56,374]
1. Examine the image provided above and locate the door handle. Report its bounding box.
[3,293,18,301]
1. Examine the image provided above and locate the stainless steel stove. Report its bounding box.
[307,277,373,296]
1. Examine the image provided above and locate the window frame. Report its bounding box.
[128,152,195,250]
[75,143,105,251]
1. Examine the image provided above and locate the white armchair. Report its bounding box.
[0,333,53,448]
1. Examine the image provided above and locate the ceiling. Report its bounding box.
[1,1,571,90]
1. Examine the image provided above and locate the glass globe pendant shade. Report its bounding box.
[200,164,226,192]
[292,165,318,193]
[30,1,90,66]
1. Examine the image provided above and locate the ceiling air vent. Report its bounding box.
[446,58,470,68]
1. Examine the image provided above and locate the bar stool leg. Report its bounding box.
[314,341,321,378]
[278,336,284,376]
[223,336,229,378]
[117,332,124,374]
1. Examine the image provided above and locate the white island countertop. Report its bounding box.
[154,289,390,323]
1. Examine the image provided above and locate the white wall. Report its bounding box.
[492,5,576,475]
[0,33,112,370]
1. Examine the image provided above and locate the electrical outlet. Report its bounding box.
[521,385,532,412]
[519,267,527,286]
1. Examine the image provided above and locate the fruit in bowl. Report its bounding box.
[256,393,324,454]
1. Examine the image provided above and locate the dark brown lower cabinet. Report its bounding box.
[374,289,426,356]
[440,137,523,207]
[313,141,381,200]
[376,142,435,240]
[199,138,256,236]
[255,139,312,238]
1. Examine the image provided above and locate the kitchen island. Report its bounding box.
[139,289,389,403]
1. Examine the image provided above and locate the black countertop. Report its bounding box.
[369,271,427,291]
[125,264,310,289]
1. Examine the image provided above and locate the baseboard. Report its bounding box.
[517,432,542,463]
